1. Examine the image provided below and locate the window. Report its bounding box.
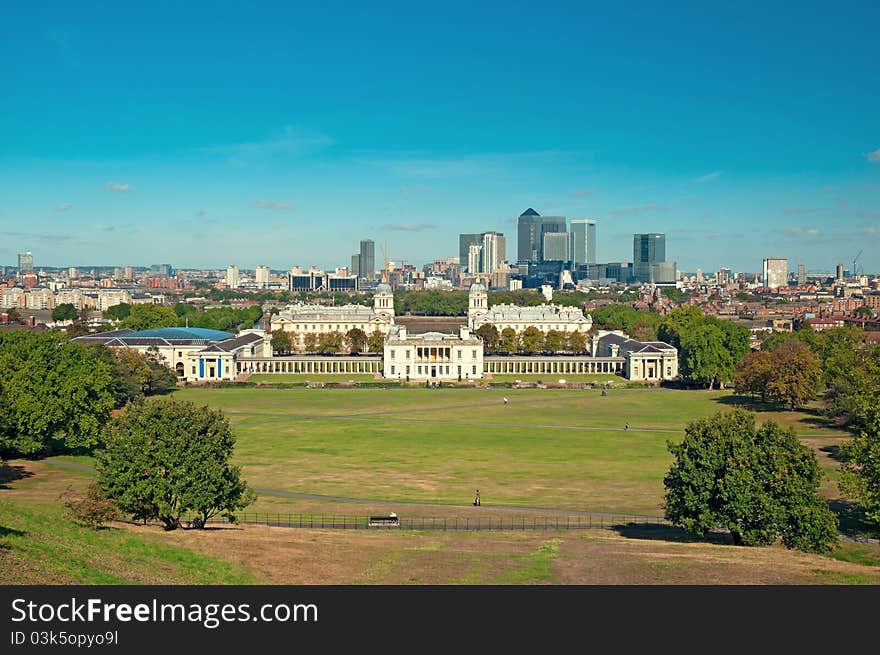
[406,365,410,375]
[178,351,182,357]
[391,365,395,375]
[390,349,395,359]
[445,366,449,374]
[405,350,410,359]
[472,365,477,374]
[457,366,461,375]
[472,350,476,358]
[418,366,422,374]
[191,366,196,374]
[457,350,462,359]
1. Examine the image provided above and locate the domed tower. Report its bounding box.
[468,281,488,327]
[373,283,395,318]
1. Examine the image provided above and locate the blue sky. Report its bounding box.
[1,1,878,274]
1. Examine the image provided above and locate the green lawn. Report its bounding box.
[170,387,850,516]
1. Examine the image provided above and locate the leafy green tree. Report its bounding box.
[97,399,255,530]
[824,344,880,431]
[734,350,772,401]
[474,324,499,352]
[98,346,177,406]
[119,304,179,331]
[5,308,23,324]
[317,331,345,354]
[346,328,367,354]
[499,327,519,353]
[302,332,318,353]
[664,410,838,553]
[543,330,566,353]
[271,330,292,355]
[520,327,544,354]
[766,340,821,410]
[678,322,731,389]
[62,483,118,530]
[367,330,385,353]
[854,306,874,317]
[0,332,116,455]
[104,303,131,321]
[51,303,78,321]
[840,417,880,526]
[567,331,588,354]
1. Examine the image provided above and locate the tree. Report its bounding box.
[119,304,179,331]
[854,306,874,317]
[271,330,292,355]
[474,324,499,352]
[734,350,772,402]
[317,331,345,354]
[520,327,544,354]
[0,332,116,455]
[346,328,367,354]
[766,340,821,410]
[104,303,131,321]
[567,331,588,354]
[52,303,77,321]
[302,332,318,353]
[98,346,178,407]
[499,327,519,353]
[97,399,255,530]
[840,416,880,527]
[367,330,385,353]
[678,322,731,389]
[62,483,118,530]
[664,410,838,553]
[543,330,566,354]
[5,307,23,324]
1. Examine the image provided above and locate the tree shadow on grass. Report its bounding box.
[612,522,734,546]
[820,444,847,464]
[0,463,34,489]
[713,395,847,431]
[828,499,880,541]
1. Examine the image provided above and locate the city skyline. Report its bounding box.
[1,3,878,272]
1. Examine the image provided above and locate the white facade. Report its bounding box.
[468,244,482,275]
[384,324,483,380]
[468,283,592,335]
[763,258,788,290]
[270,283,395,350]
[226,265,240,289]
[255,266,270,286]
[481,232,506,274]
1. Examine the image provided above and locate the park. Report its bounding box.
[3,384,879,584]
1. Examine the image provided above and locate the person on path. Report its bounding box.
[474,489,481,506]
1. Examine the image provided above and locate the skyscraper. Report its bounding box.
[467,244,483,275]
[225,265,239,289]
[797,263,806,286]
[762,258,788,289]
[633,234,665,282]
[255,266,270,287]
[18,252,34,273]
[481,232,506,273]
[359,239,375,281]
[351,254,361,278]
[459,234,483,270]
[569,219,597,266]
[836,263,845,282]
[517,208,543,263]
[542,232,569,262]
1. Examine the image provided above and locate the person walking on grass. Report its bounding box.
[474,489,481,506]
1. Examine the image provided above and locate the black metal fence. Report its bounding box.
[206,512,672,531]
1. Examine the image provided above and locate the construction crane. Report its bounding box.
[380,241,392,284]
[853,249,863,279]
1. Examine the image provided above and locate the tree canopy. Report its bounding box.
[840,415,880,527]
[97,399,255,530]
[51,303,78,321]
[119,304,179,331]
[663,409,838,553]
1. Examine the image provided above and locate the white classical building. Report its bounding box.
[269,283,395,349]
[383,324,484,380]
[73,327,265,382]
[467,282,592,334]
[591,330,678,381]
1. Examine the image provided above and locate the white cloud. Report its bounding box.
[252,200,295,210]
[779,226,821,237]
[201,126,333,161]
[381,223,437,232]
[56,203,73,211]
[693,171,722,183]
[573,188,598,197]
[106,182,132,193]
[866,148,880,163]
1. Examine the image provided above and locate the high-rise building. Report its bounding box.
[569,219,597,266]
[124,266,133,279]
[68,267,78,279]
[836,263,845,282]
[255,266,270,287]
[633,234,666,282]
[542,232,569,262]
[226,265,240,289]
[762,258,788,289]
[481,232,506,274]
[359,240,375,281]
[797,263,806,286]
[350,254,361,278]
[18,252,34,273]
[467,244,483,275]
[517,208,543,263]
[459,234,483,270]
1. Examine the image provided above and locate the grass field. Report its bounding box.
[168,387,850,516]
[3,460,878,585]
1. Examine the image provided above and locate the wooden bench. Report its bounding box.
[368,514,400,527]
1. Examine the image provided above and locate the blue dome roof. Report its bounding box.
[124,327,234,341]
